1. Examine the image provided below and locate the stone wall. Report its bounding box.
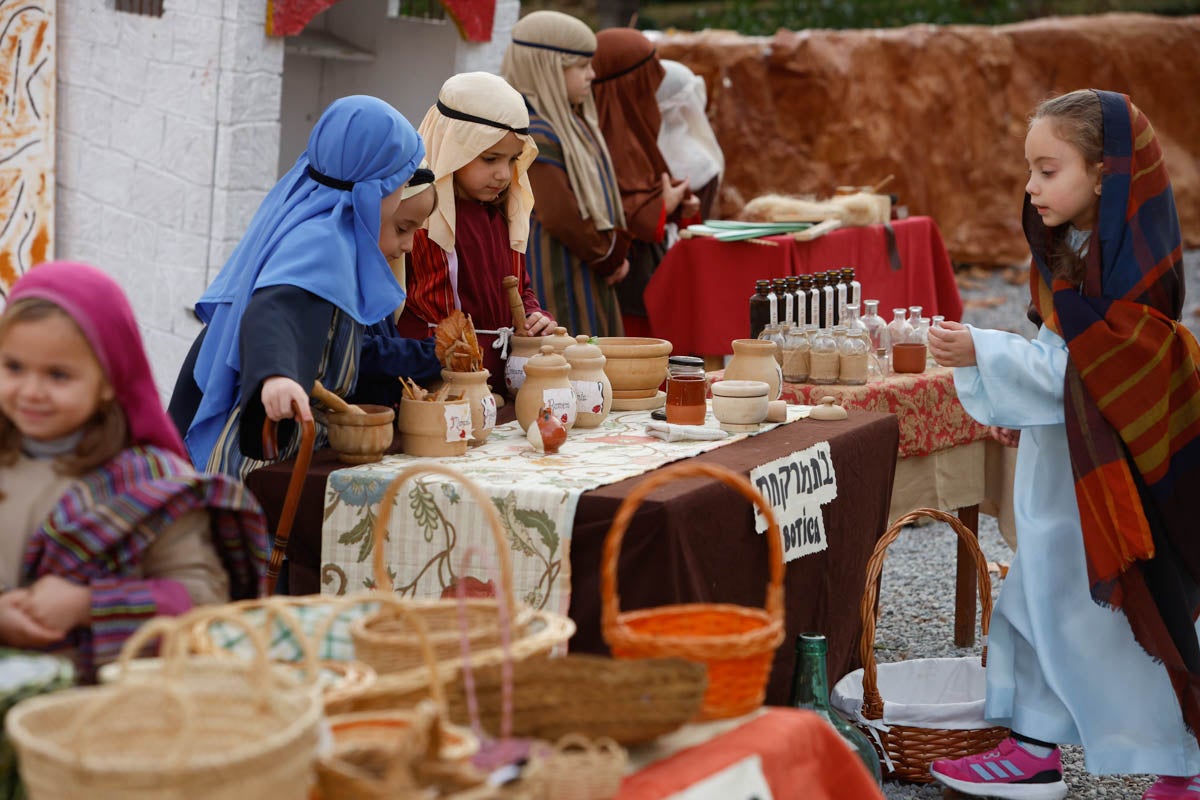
[658,13,1200,265]
[57,0,284,397]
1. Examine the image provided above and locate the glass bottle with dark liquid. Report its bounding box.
[748,279,773,340]
[665,355,707,425]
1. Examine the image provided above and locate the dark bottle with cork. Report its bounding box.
[749,279,773,340]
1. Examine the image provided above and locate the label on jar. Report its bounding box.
[444,403,473,443]
[571,380,606,415]
[543,387,577,427]
[479,393,497,430]
[768,292,778,326]
[504,356,529,393]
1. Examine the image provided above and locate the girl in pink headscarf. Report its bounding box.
[0,261,267,681]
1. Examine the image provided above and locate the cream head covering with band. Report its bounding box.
[418,72,537,254]
[501,10,624,231]
[390,159,436,318]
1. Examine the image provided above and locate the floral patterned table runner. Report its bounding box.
[320,405,808,617]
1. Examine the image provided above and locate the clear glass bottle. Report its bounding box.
[886,308,912,359]
[861,300,890,354]
[809,327,840,385]
[907,306,926,344]
[748,280,773,341]
[789,633,884,786]
[665,355,706,426]
[781,325,811,383]
[839,325,871,386]
[758,323,787,367]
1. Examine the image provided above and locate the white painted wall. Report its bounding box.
[56,0,284,398]
[278,0,520,174]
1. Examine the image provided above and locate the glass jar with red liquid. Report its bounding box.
[665,355,707,425]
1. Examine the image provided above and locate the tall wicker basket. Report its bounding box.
[601,461,785,720]
[849,507,1009,783]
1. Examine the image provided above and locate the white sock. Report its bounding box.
[1014,739,1055,757]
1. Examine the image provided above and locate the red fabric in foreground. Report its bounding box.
[618,708,884,799]
[645,216,962,356]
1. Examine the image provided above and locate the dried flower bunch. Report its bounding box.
[435,310,483,372]
[399,377,461,403]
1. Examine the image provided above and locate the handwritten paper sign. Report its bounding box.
[750,442,838,562]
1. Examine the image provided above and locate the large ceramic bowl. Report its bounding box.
[327,404,395,465]
[595,337,672,399]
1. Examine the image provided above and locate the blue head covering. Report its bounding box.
[186,95,424,468]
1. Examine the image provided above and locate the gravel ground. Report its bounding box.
[876,249,1200,800]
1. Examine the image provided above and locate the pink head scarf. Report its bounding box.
[7,261,187,459]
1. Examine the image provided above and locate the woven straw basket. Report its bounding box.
[351,463,535,676]
[601,461,785,720]
[851,508,1009,783]
[523,734,626,800]
[6,612,323,800]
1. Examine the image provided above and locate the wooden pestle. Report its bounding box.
[501,275,527,336]
[312,380,365,415]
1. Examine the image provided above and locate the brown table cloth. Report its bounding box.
[246,409,899,703]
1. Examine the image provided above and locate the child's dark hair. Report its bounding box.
[1030,89,1103,285]
[0,298,129,478]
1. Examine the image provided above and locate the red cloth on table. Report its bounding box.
[645,216,962,357]
[618,708,884,799]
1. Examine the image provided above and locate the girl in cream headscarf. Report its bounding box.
[397,72,556,387]
[501,10,631,338]
[657,60,724,222]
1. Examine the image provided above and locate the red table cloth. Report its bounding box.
[645,216,962,357]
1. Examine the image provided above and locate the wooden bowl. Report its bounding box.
[327,404,395,465]
[595,337,672,399]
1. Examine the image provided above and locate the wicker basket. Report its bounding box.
[522,734,626,800]
[6,613,323,800]
[351,463,537,676]
[850,508,1009,783]
[601,461,785,720]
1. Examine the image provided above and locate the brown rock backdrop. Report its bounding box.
[658,13,1200,265]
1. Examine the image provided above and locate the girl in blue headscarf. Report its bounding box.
[169,96,440,478]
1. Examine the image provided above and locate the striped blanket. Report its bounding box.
[20,446,267,679]
[1028,90,1200,738]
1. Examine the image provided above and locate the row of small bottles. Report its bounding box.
[749,269,862,339]
[760,302,943,384]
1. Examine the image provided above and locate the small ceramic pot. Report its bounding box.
[891,342,927,374]
[516,345,577,433]
[595,337,672,399]
[397,397,470,457]
[504,326,575,395]
[564,335,612,428]
[710,380,770,429]
[723,339,782,400]
[326,404,395,465]
[441,368,496,445]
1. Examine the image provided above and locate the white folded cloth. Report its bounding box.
[644,422,729,442]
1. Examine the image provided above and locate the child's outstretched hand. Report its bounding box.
[20,575,91,635]
[0,588,65,648]
[927,320,976,367]
[261,376,314,422]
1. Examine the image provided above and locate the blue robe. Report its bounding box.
[955,324,1200,776]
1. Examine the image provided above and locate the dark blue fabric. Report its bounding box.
[351,322,440,406]
[184,96,424,469]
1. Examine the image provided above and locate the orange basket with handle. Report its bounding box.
[601,460,785,720]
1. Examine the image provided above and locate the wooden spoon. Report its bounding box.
[312,380,365,415]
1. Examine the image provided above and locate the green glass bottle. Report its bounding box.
[789,632,883,786]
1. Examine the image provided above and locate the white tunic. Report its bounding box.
[955,324,1200,776]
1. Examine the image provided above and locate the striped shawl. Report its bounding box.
[1027,90,1200,738]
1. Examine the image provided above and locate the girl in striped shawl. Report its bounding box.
[929,90,1200,800]
[0,262,267,681]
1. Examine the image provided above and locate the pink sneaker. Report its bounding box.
[929,737,1067,799]
[1143,774,1200,799]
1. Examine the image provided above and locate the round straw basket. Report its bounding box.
[523,734,626,800]
[601,461,785,720]
[352,463,534,676]
[854,508,1008,783]
[6,612,323,800]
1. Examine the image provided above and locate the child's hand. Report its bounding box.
[0,589,67,648]
[989,426,1020,448]
[21,576,92,634]
[680,193,701,220]
[261,376,314,422]
[661,173,689,216]
[605,260,630,286]
[525,311,555,336]
[927,320,976,367]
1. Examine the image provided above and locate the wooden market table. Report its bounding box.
[739,365,1017,648]
[246,408,899,704]
[644,216,962,360]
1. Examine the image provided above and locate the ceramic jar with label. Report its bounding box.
[723,338,782,400]
[504,326,574,394]
[516,345,577,433]
[397,396,471,457]
[441,368,497,445]
[563,335,612,428]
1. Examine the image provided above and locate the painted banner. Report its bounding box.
[750,442,838,562]
[0,2,54,295]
